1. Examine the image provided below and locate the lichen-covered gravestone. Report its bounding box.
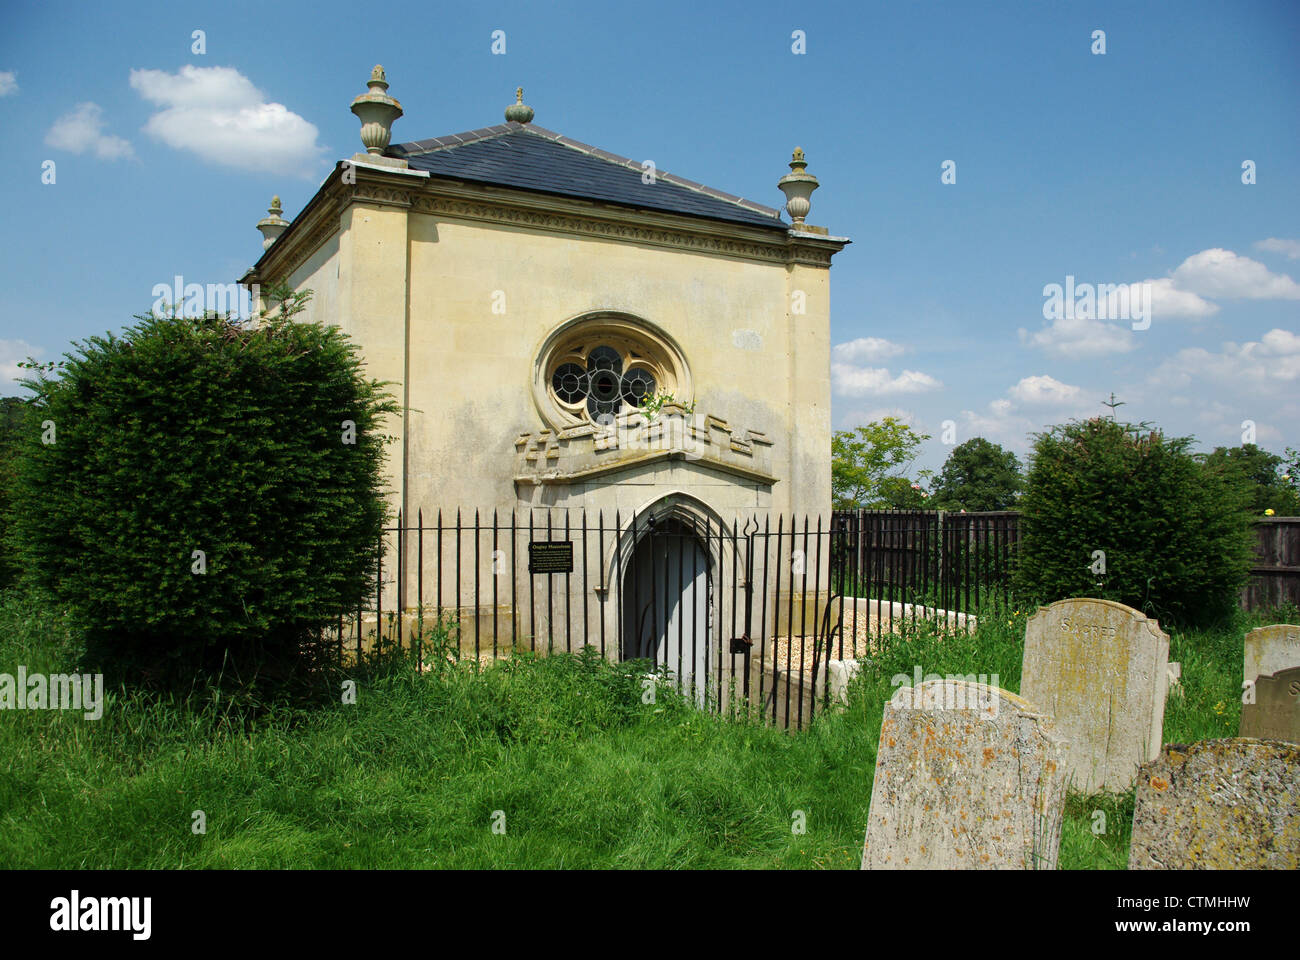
[1240,667,1300,744]
[1021,598,1169,793]
[1129,739,1300,869]
[861,679,1068,870]
[1243,624,1300,687]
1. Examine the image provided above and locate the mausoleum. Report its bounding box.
[238,67,849,696]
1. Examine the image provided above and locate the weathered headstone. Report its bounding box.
[1021,598,1169,793]
[1129,739,1300,870]
[1240,667,1300,743]
[861,679,1068,870]
[1243,624,1300,687]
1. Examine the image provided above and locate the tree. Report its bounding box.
[1014,416,1254,629]
[0,396,29,590]
[874,473,934,509]
[1197,444,1300,517]
[930,437,1022,512]
[832,417,930,509]
[9,286,400,690]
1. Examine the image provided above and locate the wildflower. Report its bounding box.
[1213,700,1226,715]
[1264,508,1275,516]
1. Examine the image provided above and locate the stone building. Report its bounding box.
[239,68,849,696]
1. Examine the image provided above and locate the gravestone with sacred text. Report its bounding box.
[1021,598,1169,793]
[861,679,1068,870]
[1129,739,1300,870]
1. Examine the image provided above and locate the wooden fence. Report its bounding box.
[1241,517,1300,612]
[835,510,1300,614]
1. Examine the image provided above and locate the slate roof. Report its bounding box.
[388,123,788,231]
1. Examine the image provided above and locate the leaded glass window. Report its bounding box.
[548,343,659,421]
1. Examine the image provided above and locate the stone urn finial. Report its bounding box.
[350,64,403,155]
[505,87,534,124]
[256,195,290,250]
[777,146,819,226]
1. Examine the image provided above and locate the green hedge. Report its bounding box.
[1013,417,1254,628]
[9,305,398,689]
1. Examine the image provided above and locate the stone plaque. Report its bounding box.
[1240,667,1300,743]
[1021,598,1169,793]
[1129,739,1300,870]
[861,679,1068,870]
[1243,624,1300,687]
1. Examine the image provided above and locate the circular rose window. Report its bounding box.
[534,315,691,428]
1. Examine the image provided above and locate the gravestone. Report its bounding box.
[828,659,863,708]
[1021,598,1169,793]
[861,679,1068,870]
[1166,661,1182,698]
[1243,624,1300,687]
[1240,667,1300,743]
[1129,739,1300,870]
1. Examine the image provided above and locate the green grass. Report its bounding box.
[0,592,1273,869]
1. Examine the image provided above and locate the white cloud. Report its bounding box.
[832,337,905,364]
[1019,314,1136,357]
[1145,330,1300,448]
[0,71,17,97]
[1171,248,1300,300]
[955,407,1037,452]
[952,374,1097,451]
[129,65,326,177]
[44,103,134,159]
[0,339,42,394]
[1256,238,1300,261]
[831,362,941,397]
[1007,375,1083,407]
[1023,247,1292,358]
[1145,277,1219,318]
[1021,269,1221,357]
[1150,327,1300,390]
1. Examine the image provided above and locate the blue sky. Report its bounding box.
[1,0,1297,473]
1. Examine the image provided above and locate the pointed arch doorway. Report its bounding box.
[620,514,712,705]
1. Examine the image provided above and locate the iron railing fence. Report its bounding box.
[329,508,1022,729]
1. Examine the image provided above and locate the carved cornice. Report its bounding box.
[410,191,841,267]
[351,182,417,208]
[243,159,847,287]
